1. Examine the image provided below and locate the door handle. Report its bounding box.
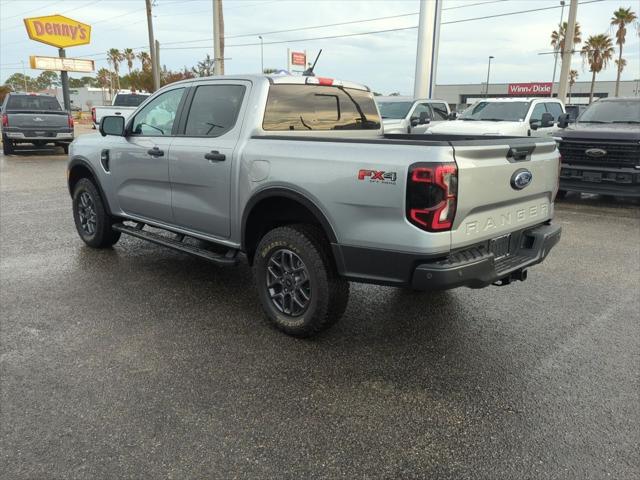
[147,147,164,157]
[205,151,226,162]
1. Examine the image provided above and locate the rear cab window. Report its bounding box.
[6,95,62,111]
[262,84,380,131]
[113,94,149,107]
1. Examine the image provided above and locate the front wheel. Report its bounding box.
[253,224,349,337]
[72,178,121,248]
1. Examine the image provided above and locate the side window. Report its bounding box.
[545,102,563,121]
[411,103,431,120]
[184,84,246,137]
[530,103,546,122]
[431,103,449,120]
[131,88,184,136]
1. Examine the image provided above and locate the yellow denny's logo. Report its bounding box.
[23,14,91,48]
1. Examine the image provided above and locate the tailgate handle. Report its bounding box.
[507,146,533,162]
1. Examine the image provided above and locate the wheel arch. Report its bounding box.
[68,157,113,215]
[241,187,338,263]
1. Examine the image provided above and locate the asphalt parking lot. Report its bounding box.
[1,144,638,480]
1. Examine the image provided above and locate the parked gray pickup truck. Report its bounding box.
[67,75,562,337]
[1,92,74,155]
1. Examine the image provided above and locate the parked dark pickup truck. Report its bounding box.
[557,97,640,198]
[1,92,74,155]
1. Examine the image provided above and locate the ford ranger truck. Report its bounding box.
[557,97,640,198]
[67,75,562,337]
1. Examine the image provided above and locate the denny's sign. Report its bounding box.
[23,14,91,49]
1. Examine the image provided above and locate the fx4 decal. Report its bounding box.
[358,169,397,184]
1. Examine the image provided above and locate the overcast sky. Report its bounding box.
[1,0,638,94]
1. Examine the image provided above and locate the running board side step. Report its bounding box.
[112,223,239,266]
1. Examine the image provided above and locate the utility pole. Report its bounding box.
[550,0,566,97]
[145,0,160,91]
[155,40,161,85]
[212,0,223,75]
[413,0,442,99]
[59,48,71,110]
[557,0,578,103]
[484,56,494,98]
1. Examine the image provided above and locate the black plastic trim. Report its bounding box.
[241,187,338,249]
[67,157,114,215]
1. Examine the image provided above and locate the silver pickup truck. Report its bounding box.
[67,74,561,337]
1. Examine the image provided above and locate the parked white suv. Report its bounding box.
[429,98,566,137]
[377,97,451,134]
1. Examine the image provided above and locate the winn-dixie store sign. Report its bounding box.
[24,14,91,48]
[508,83,552,96]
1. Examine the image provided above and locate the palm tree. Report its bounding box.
[107,48,123,91]
[122,48,136,91]
[96,68,111,103]
[581,34,615,103]
[610,7,637,96]
[137,51,151,72]
[568,69,578,103]
[551,21,582,53]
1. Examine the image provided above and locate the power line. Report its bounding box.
[161,0,605,51]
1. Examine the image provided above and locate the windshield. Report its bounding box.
[113,94,149,107]
[377,101,413,120]
[458,101,530,122]
[578,100,640,124]
[6,95,62,111]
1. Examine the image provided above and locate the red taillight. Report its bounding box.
[68,115,74,128]
[1,114,8,128]
[407,163,458,232]
[91,107,96,123]
[317,77,333,86]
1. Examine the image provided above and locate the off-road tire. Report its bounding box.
[72,178,121,248]
[556,189,567,200]
[253,224,349,337]
[2,134,14,155]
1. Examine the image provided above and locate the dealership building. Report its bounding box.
[433,79,640,110]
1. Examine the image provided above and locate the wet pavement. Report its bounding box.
[1,146,639,479]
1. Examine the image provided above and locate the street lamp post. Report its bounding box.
[485,56,494,98]
[550,0,566,97]
[259,36,264,74]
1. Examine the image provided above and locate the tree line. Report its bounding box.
[551,6,637,102]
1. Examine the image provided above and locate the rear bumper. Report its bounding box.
[4,130,74,142]
[332,222,561,290]
[560,164,640,197]
[411,223,561,290]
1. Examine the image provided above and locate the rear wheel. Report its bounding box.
[72,178,121,248]
[253,224,349,337]
[556,189,567,200]
[2,134,14,155]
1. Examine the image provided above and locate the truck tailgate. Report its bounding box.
[451,139,559,249]
[8,112,68,129]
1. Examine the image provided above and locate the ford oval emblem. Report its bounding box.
[585,148,607,158]
[511,169,533,190]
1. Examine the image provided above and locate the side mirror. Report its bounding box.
[410,118,419,127]
[529,119,540,131]
[557,113,570,129]
[541,112,554,128]
[99,116,125,137]
[418,111,430,125]
[447,111,457,120]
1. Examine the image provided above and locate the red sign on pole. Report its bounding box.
[291,51,306,66]
[508,82,553,96]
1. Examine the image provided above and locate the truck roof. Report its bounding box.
[169,74,371,92]
[376,96,446,103]
[477,97,563,103]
